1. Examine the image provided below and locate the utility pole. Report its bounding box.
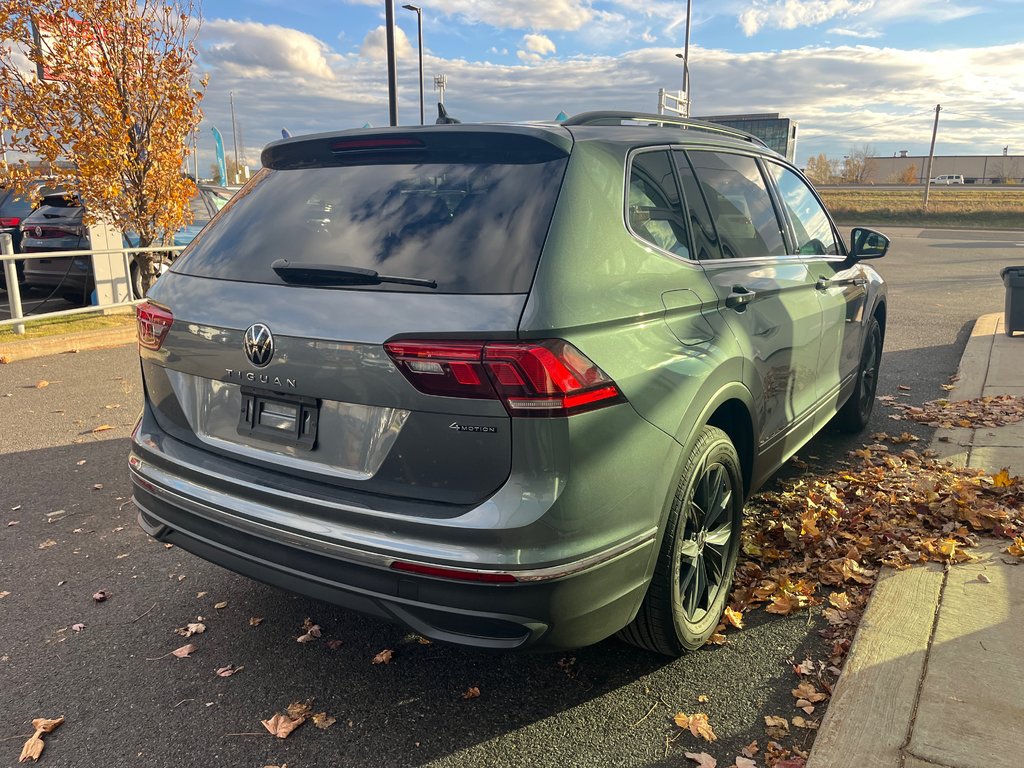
[923,103,941,208]
[229,91,239,182]
[402,5,424,125]
[385,1,399,126]
[682,0,692,117]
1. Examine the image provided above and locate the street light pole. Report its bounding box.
[402,5,424,126]
[678,0,692,116]
[385,1,399,126]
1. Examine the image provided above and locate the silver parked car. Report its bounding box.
[130,113,888,654]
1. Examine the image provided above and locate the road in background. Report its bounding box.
[0,227,1017,767]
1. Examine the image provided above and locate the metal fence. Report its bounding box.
[0,232,183,335]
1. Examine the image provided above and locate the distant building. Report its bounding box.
[865,153,1024,185]
[698,113,799,162]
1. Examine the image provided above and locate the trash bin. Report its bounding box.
[1002,266,1024,336]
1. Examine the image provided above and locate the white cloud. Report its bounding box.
[827,25,883,38]
[739,1,875,36]
[349,0,593,31]
[202,19,338,80]
[359,25,415,61]
[523,33,556,55]
[737,0,981,36]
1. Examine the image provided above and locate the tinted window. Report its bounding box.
[673,151,723,261]
[627,150,689,258]
[174,159,568,293]
[687,151,786,259]
[767,163,839,256]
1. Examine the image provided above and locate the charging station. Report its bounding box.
[87,221,131,304]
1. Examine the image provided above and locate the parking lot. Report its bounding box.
[1,227,1015,767]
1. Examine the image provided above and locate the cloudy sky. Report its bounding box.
[193,0,1024,173]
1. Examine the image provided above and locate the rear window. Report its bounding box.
[173,158,569,293]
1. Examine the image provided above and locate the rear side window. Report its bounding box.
[673,152,723,261]
[627,150,690,258]
[687,151,786,259]
[174,158,568,294]
[766,163,839,256]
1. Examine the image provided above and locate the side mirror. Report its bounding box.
[849,227,889,260]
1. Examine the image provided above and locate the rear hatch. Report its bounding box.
[141,126,574,506]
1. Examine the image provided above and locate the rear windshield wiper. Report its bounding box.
[271,259,437,289]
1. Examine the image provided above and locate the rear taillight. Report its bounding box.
[0,217,20,227]
[384,339,624,417]
[136,302,173,350]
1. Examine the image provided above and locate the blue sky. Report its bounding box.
[190,0,1024,173]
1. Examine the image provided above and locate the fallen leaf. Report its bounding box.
[213,601,228,609]
[674,712,717,742]
[171,643,197,658]
[287,700,314,719]
[38,540,57,550]
[91,424,113,433]
[372,649,394,665]
[92,484,103,490]
[723,606,744,629]
[249,616,264,626]
[992,468,1014,488]
[684,752,717,768]
[792,716,819,730]
[976,573,991,583]
[462,686,481,700]
[697,694,710,704]
[92,589,110,602]
[175,622,206,637]
[764,715,790,739]
[734,758,757,768]
[71,623,85,632]
[261,713,304,739]
[312,712,336,730]
[791,681,827,703]
[215,664,243,677]
[296,632,317,644]
[35,380,49,389]
[18,716,64,762]
[741,740,759,758]
[0,591,10,599]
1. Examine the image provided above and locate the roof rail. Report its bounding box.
[561,111,769,149]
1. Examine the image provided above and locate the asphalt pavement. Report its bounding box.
[1,226,1021,767]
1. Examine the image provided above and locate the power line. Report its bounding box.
[941,109,1024,130]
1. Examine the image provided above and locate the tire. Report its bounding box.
[130,259,144,300]
[619,425,744,656]
[835,315,882,433]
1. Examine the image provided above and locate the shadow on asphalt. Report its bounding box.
[1,438,826,767]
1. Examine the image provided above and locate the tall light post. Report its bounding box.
[384,1,399,126]
[402,4,424,126]
[675,0,692,117]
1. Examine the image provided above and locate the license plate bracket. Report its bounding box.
[238,387,319,450]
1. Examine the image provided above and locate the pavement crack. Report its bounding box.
[898,564,949,767]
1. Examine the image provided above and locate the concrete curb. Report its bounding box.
[808,312,1023,768]
[0,323,136,363]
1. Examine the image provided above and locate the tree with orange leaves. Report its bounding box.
[0,0,207,292]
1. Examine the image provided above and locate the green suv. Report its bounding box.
[130,111,888,655]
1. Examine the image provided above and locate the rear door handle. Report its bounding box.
[725,286,756,309]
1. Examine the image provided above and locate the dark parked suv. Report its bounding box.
[130,112,888,655]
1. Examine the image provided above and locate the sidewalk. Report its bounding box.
[807,313,1024,768]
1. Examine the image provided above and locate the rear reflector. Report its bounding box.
[391,561,518,583]
[384,339,624,417]
[136,302,174,351]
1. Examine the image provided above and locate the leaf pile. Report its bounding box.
[883,394,1024,429]
[724,438,1024,651]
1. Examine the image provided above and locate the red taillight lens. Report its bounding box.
[136,302,173,351]
[0,217,20,227]
[383,339,623,417]
[391,560,518,583]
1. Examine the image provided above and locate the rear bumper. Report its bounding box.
[132,472,655,650]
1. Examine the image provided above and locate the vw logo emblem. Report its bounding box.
[243,323,275,367]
